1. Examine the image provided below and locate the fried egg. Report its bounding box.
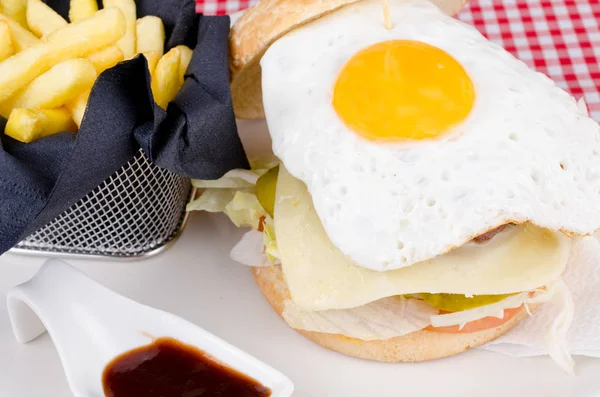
[260,0,600,272]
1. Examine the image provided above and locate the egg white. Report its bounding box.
[260,0,600,272]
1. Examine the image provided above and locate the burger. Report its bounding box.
[189,0,600,373]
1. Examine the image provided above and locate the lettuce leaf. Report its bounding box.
[230,230,276,267]
[186,189,236,212]
[188,157,281,265]
[191,169,259,189]
[282,296,437,341]
[262,216,280,263]
[224,191,266,229]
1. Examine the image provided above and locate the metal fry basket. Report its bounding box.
[11,150,192,259]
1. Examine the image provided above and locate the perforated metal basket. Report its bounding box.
[11,150,192,259]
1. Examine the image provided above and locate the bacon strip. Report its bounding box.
[472,224,508,244]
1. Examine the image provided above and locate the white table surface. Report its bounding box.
[1,120,599,396]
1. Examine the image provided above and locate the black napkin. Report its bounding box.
[0,0,249,254]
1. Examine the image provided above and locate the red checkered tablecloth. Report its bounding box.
[197,0,600,121]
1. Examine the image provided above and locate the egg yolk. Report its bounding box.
[333,40,475,141]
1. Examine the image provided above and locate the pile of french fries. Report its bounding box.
[0,0,193,143]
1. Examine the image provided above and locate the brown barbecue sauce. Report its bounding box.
[102,337,271,397]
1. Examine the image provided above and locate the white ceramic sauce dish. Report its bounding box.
[6,259,294,397]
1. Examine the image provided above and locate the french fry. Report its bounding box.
[5,107,76,143]
[26,0,68,37]
[0,13,39,50]
[43,8,125,53]
[0,20,14,61]
[142,50,159,77]
[0,45,48,103]
[66,88,89,127]
[87,45,123,74]
[7,58,96,110]
[0,8,125,103]
[0,0,27,27]
[135,16,164,56]
[175,45,193,79]
[0,2,183,141]
[151,47,181,110]
[68,0,98,23]
[103,0,136,59]
[0,100,10,118]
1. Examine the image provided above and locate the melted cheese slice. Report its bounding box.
[275,166,571,312]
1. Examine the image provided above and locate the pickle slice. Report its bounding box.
[419,292,516,312]
[255,165,279,217]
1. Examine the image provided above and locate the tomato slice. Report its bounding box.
[425,306,523,333]
[257,216,266,232]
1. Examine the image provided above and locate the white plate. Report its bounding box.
[0,120,599,397]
